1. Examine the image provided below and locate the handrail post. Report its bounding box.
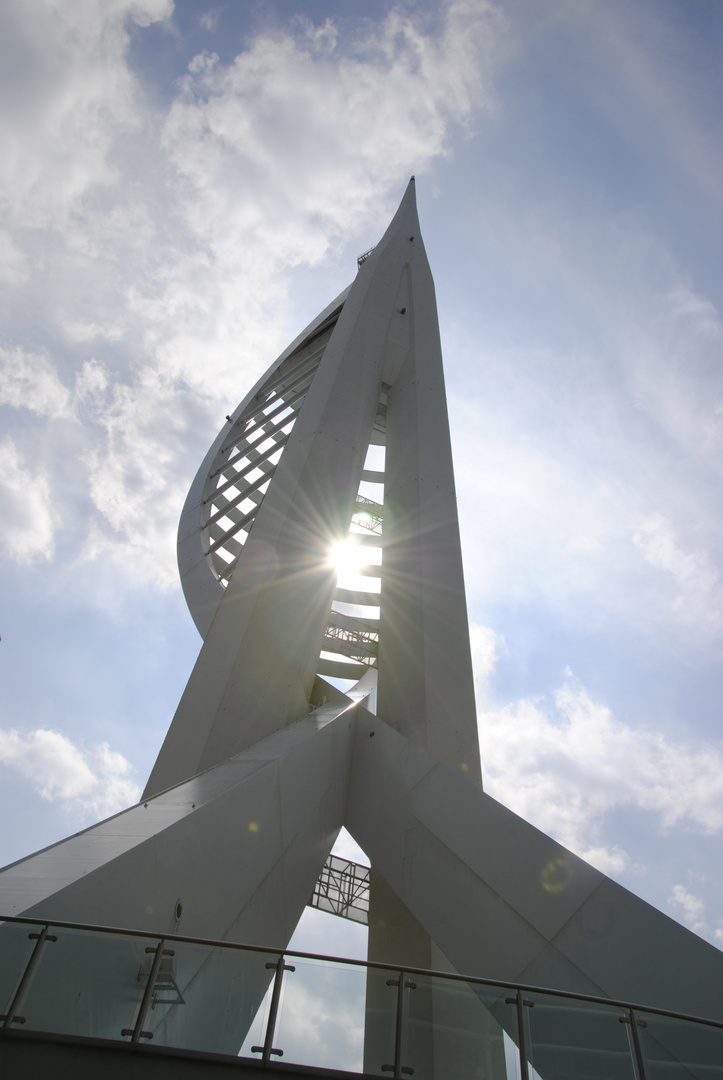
[381,969,416,1077]
[621,1008,651,1080]
[505,990,534,1080]
[251,955,295,1064]
[1,924,57,1028]
[121,937,173,1043]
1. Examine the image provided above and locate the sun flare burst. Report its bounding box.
[328,538,369,578]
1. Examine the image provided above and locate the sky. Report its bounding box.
[1,0,723,959]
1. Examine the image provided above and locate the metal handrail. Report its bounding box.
[0,912,721,1032]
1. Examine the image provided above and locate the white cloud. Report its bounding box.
[456,422,639,619]
[74,357,111,411]
[633,512,721,629]
[572,1,723,215]
[0,230,28,286]
[0,0,173,228]
[0,438,56,562]
[80,367,196,586]
[619,276,723,472]
[469,623,502,696]
[476,672,723,875]
[0,727,139,819]
[162,2,499,265]
[0,346,73,419]
[669,883,707,933]
[0,1,504,589]
[75,3,501,584]
[453,252,723,657]
[198,7,222,33]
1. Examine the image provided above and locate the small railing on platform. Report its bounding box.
[0,914,722,1078]
[357,246,376,268]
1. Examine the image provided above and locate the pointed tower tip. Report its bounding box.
[399,175,417,211]
[359,178,421,267]
[401,175,418,217]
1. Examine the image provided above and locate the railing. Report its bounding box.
[1,915,722,1078]
[357,246,376,268]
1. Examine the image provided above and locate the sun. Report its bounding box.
[328,538,368,578]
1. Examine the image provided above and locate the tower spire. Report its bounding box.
[144,177,480,797]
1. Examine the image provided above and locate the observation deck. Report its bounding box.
[1,914,721,1079]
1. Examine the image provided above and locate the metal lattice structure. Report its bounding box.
[193,308,386,683]
[201,307,342,586]
[309,854,370,925]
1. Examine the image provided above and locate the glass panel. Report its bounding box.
[406,973,510,1080]
[148,941,275,1057]
[640,1011,723,1080]
[18,926,150,1039]
[273,957,367,1073]
[362,965,398,1076]
[525,992,636,1080]
[0,921,38,1020]
[238,977,274,1060]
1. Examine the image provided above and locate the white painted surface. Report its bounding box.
[346,708,723,1022]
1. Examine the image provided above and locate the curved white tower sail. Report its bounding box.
[145,177,481,798]
[2,181,723,1054]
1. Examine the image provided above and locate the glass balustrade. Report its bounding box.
[405,972,510,1080]
[273,956,367,1072]
[1,915,722,1080]
[146,939,277,1057]
[639,1011,723,1080]
[3,924,144,1039]
[0,920,38,1027]
[523,991,637,1080]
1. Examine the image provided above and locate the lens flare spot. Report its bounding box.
[248,822,259,833]
[541,856,573,894]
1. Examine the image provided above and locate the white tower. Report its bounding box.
[2,181,723,1062]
